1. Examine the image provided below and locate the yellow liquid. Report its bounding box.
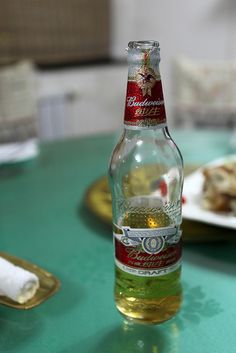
[116,293,182,325]
[114,208,182,324]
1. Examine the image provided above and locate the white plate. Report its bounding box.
[183,155,236,229]
[0,139,39,165]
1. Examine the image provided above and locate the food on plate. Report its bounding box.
[201,161,236,215]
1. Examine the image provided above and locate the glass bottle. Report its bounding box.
[108,40,184,324]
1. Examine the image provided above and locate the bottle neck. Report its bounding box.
[123,42,167,130]
[123,125,170,141]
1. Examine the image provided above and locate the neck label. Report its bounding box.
[124,65,167,128]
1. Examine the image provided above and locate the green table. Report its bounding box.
[0,129,235,353]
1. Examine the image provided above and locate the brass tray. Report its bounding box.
[85,167,235,242]
[0,252,60,309]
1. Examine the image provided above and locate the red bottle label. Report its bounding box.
[114,226,182,277]
[124,65,167,128]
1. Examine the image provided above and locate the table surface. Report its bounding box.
[0,129,236,353]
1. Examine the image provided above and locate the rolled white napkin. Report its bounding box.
[0,256,39,304]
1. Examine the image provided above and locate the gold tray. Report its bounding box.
[85,168,235,242]
[0,252,60,309]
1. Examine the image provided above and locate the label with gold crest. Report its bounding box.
[113,217,182,277]
[124,51,167,128]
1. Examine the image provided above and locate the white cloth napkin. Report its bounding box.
[0,139,38,164]
[0,257,39,304]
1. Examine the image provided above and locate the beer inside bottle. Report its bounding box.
[108,40,184,324]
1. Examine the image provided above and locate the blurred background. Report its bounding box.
[0,0,236,142]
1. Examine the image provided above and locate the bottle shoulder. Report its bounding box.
[109,128,183,174]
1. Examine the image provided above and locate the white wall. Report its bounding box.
[37,65,127,140]
[111,0,236,125]
[37,1,236,140]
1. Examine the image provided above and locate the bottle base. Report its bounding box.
[115,295,182,325]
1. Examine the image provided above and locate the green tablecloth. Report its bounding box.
[0,129,235,353]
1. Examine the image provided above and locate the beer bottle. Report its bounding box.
[108,40,184,324]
